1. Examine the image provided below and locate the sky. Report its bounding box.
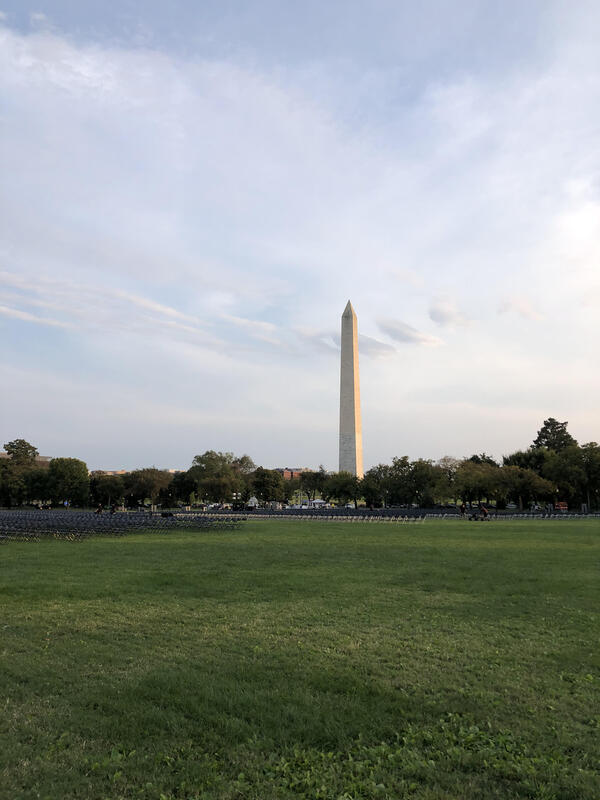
[1,1,599,471]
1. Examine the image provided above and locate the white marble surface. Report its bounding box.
[339,300,364,478]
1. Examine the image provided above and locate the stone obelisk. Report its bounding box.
[339,300,364,478]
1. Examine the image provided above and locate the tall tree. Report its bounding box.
[581,443,600,510]
[90,473,125,506]
[232,454,256,475]
[123,468,172,506]
[300,470,326,501]
[48,458,90,506]
[503,447,550,475]
[467,453,498,466]
[499,466,554,510]
[252,468,284,503]
[0,440,44,506]
[188,450,253,503]
[324,472,359,507]
[435,456,461,503]
[0,461,27,507]
[361,464,393,508]
[191,451,235,473]
[454,461,500,505]
[282,477,300,504]
[387,456,413,505]
[170,471,197,504]
[533,418,577,451]
[3,439,39,463]
[25,469,50,504]
[197,475,236,503]
[409,459,441,506]
[542,446,586,507]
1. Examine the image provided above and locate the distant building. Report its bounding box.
[94,469,128,476]
[0,452,52,466]
[93,468,182,476]
[275,467,307,480]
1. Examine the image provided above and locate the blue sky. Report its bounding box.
[1,1,599,471]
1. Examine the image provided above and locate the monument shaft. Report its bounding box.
[339,301,364,478]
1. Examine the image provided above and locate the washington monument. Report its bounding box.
[339,300,364,478]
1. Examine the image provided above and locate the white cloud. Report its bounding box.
[359,334,396,358]
[29,12,49,26]
[1,10,600,467]
[429,297,470,327]
[0,304,71,328]
[0,270,226,351]
[378,318,443,347]
[498,298,544,321]
[390,267,424,289]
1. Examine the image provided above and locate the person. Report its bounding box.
[459,502,466,517]
[480,505,489,520]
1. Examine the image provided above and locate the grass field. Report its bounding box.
[1,519,599,800]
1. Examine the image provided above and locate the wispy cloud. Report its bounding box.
[0,304,71,328]
[0,271,225,350]
[390,267,424,289]
[498,298,544,321]
[429,297,470,327]
[378,319,443,347]
[359,334,396,358]
[1,7,600,468]
[294,328,338,356]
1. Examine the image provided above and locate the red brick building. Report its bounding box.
[275,467,305,481]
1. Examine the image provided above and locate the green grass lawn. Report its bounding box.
[1,519,599,800]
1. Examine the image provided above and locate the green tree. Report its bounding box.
[232,454,256,475]
[48,458,90,506]
[3,438,39,463]
[386,456,414,506]
[192,450,234,471]
[170,471,197,504]
[123,468,172,506]
[157,483,180,508]
[0,439,42,507]
[533,418,578,451]
[300,470,326,501]
[581,442,600,510]
[252,468,284,503]
[25,468,51,504]
[455,461,501,505]
[325,472,359,507]
[499,466,554,510]
[361,464,393,508]
[542,446,586,507]
[282,477,300,504]
[503,447,551,475]
[409,459,441,506]
[434,456,461,503]
[197,475,236,503]
[0,460,27,507]
[90,473,125,506]
[188,450,254,504]
[467,453,498,466]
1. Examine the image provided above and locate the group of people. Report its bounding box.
[459,502,489,521]
[94,503,117,515]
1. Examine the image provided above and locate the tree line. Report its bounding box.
[2,419,600,510]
